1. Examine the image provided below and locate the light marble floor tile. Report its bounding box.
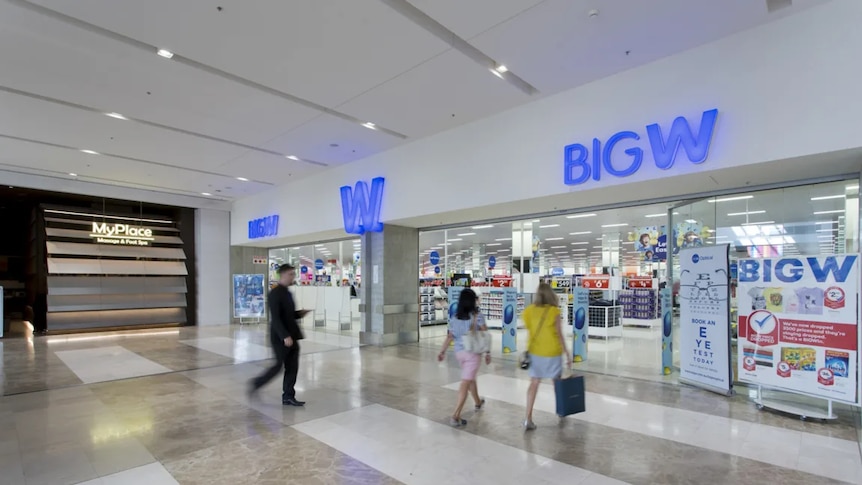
[179,337,272,362]
[75,462,178,485]
[444,374,862,483]
[294,404,628,485]
[53,347,171,384]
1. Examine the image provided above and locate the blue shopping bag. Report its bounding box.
[555,374,586,417]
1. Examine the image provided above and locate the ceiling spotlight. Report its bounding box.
[285,155,299,161]
[105,112,128,120]
[490,69,504,79]
[201,192,212,196]
[68,173,78,177]
[495,65,508,73]
[236,177,249,182]
[157,49,174,59]
[80,149,99,155]
[362,122,376,130]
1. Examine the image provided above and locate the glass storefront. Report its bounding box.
[267,238,362,335]
[417,178,859,383]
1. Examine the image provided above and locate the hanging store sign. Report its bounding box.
[89,222,155,246]
[737,254,859,404]
[248,215,279,239]
[564,108,718,185]
[678,245,732,395]
[628,277,654,288]
[580,275,610,289]
[340,177,385,235]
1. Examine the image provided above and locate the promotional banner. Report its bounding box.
[233,274,266,318]
[629,226,667,262]
[672,221,711,255]
[572,287,590,362]
[501,287,519,354]
[678,245,732,394]
[660,287,673,375]
[737,254,859,404]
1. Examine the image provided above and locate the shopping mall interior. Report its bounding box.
[2,1,862,484]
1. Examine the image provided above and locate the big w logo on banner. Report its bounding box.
[340,177,385,235]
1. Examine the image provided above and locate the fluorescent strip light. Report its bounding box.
[708,195,753,203]
[201,192,212,196]
[645,213,666,218]
[539,224,559,228]
[571,242,588,245]
[572,248,587,252]
[68,173,78,177]
[486,243,502,247]
[566,213,597,219]
[569,231,592,235]
[601,223,628,228]
[813,210,845,215]
[44,209,173,224]
[471,225,494,230]
[847,185,859,190]
[551,246,567,249]
[545,237,564,241]
[285,155,299,160]
[457,233,476,237]
[685,219,697,224]
[156,49,174,59]
[495,238,512,241]
[810,195,845,201]
[362,122,376,130]
[727,210,765,216]
[816,228,838,233]
[815,221,839,225]
[236,177,249,182]
[741,221,775,226]
[592,246,604,249]
[447,238,462,242]
[105,112,127,120]
[80,149,99,155]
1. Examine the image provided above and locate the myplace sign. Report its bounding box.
[90,223,155,246]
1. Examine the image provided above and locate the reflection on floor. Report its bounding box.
[0,323,860,484]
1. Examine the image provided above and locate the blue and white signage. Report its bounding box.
[340,177,385,235]
[429,251,440,266]
[678,244,732,395]
[564,109,718,185]
[314,259,324,270]
[572,287,589,362]
[551,267,565,277]
[488,255,496,269]
[501,288,519,354]
[434,266,441,275]
[248,215,279,239]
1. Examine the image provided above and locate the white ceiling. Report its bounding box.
[0,0,826,203]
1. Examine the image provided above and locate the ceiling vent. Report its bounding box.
[766,0,792,13]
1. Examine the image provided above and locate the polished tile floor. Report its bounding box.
[1,323,860,484]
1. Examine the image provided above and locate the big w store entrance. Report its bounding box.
[417,178,860,411]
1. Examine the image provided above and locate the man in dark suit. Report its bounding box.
[249,264,309,406]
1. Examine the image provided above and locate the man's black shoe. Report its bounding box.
[282,398,306,406]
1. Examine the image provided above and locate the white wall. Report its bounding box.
[195,208,231,325]
[231,1,862,247]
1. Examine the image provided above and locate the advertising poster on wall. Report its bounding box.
[572,287,590,362]
[737,254,859,404]
[672,221,711,255]
[501,287,519,354]
[629,226,667,262]
[678,245,732,394]
[233,274,266,318]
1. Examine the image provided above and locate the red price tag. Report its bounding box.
[582,276,610,289]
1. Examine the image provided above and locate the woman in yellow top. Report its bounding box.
[522,283,571,430]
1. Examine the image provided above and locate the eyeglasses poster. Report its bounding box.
[736,254,859,404]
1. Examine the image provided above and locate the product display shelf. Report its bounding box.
[619,289,661,328]
[419,286,448,326]
[479,289,525,329]
[588,305,623,339]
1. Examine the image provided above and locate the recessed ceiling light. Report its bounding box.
[362,122,376,130]
[815,221,839,225]
[601,223,628,228]
[727,210,765,216]
[566,213,597,219]
[105,112,127,120]
[645,213,666,218]
[741,221,775,226]
[810,194,845,201]
[814,209,845,215]
[447,238,462,242]
[236,177,249,182]
[68,173,77,177]
[495,238,512,241]
[201,192,212,196]
[546,237,564,241]
[539,224,560,228]
[495,65,508,73]
[571,241,588,245]
[685,219,697,224]
[472,224,494,230]
[286,155,299,161]
[551,246,567,249]
[847,185,859,190]
[457,233,476,237]
[157,49,174,59]
[486,243,502,247]
[708,195,753,203]
[80,149,99,155]
[569,231,592,235]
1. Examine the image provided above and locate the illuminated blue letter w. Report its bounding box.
[340,177,385,234]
